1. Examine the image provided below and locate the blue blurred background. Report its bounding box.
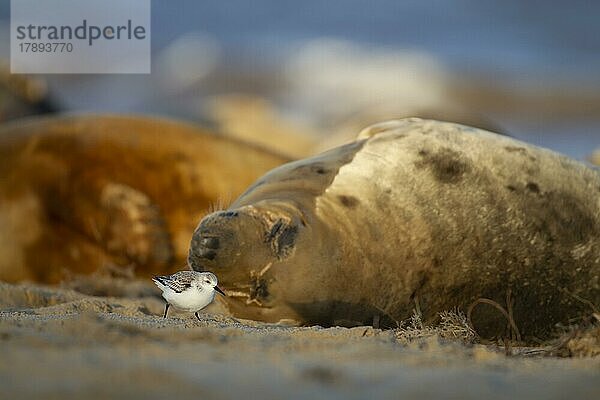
[1,0,599,158]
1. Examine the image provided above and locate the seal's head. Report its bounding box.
[187,205,299,283]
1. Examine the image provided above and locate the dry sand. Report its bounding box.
[1,280,599,400]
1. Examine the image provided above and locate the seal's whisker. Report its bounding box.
[207,196,234,215]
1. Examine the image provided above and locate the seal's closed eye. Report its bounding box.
[266,219,298,260]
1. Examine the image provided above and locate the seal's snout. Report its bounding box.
[188,209,271,274]
[188,224,226,271]
[187,234,220,271]
[195,236,220,260]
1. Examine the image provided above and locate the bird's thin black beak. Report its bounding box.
[215,286,226,296]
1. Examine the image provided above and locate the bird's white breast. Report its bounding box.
[162,287,215,312]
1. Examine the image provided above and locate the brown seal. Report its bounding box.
[188,118,600,340]
[0,114,289,282]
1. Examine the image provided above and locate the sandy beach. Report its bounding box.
[1,279,598,400]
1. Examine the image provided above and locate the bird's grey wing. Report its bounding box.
[153,272,195,293]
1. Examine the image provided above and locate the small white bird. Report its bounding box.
[152,271,226,321]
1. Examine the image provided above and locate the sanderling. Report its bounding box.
[152,270,226,321]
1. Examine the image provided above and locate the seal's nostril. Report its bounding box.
[200,237,219,249]
[198,249,217,260]
[187,253,204,272]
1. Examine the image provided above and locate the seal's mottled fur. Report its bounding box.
[189,119,600,341]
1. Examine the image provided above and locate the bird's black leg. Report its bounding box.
[195,312,201,322]
[163,303,170,318]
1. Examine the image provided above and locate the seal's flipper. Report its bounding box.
[49,177,173,270]
[99,182,173,266]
